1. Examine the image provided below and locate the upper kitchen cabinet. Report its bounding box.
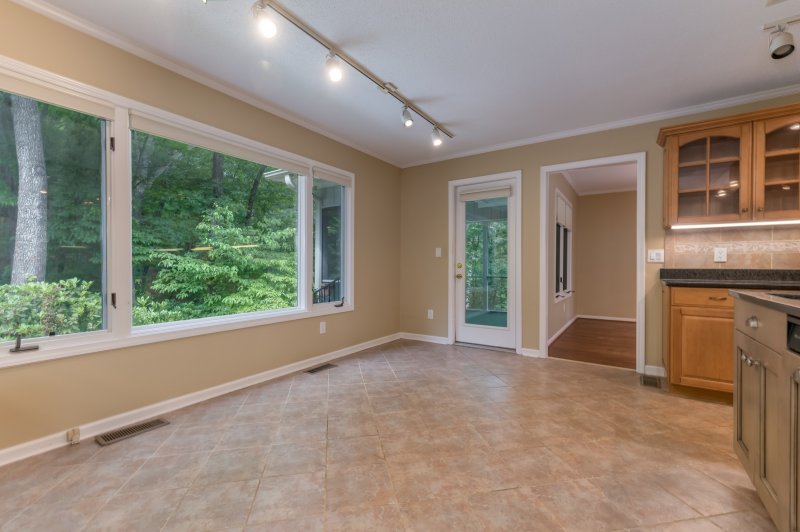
[664,125,751,226]
[754,114,800,220]
[658,103,800,228]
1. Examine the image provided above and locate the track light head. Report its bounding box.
[253,1,277,39]
[770,26,795,59]
[402,106,414,128]
[326,53,343,82]
[431,127,443,147]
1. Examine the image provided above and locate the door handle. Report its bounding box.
[456,273,463,279]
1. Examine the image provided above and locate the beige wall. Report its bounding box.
[548,174,578,339]
[665,226,800,268]
[0,1,401,449]
[575,191,637,320]
[399,93,800,362]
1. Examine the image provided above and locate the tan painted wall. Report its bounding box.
[399,93,800,361]
[547,174,578,339]
[575,191,637,320]
[0,1,401,449]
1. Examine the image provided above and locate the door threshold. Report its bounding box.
[454,341,516,354]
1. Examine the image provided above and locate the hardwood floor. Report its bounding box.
[549,318,635,369]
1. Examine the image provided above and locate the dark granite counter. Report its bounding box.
[660,269,800,289]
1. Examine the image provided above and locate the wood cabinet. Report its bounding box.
[659,103,800,227]
[786,353,800,532]
[667,287,734,392]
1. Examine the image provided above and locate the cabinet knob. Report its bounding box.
[741,353,748,362]
[757,207,765,212]
[751,359,761,368]
[741,207,749,213]
[746,316,760,329]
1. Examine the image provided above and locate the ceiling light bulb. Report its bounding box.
[791,124,800,130]
[253,2,277,39]
[783,185,792,190]
[326,53,343,82]
[431,127,443,147]
[769,27,795,59]
[402,106,414,128]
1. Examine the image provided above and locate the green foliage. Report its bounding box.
[0,278,101,341]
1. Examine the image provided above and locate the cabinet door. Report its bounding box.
[734,332,759,479]
[666,124,751,226]
[749,337,787,528]
[754,114,800,221]
[670,306,734,392]
[788,357,800,532]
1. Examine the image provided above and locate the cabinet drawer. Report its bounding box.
[672,287,734,308]
[734,298,786,352]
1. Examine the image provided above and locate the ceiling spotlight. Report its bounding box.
[431,127,443,147]
[253,1,277,39]
[791,123,800,130]
[326,53,343,82]
[402,106,414,128]
[769,26,795,58]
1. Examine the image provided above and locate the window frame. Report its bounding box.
[0,60,354,369]
[554,189,573,302]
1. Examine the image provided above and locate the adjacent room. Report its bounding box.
[2,0,800,530]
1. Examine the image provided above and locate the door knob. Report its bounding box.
[456,273,463,279]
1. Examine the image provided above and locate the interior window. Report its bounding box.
[312,177,346,304]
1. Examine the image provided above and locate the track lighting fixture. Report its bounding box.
[770,26,795,59]
[253,1,277,39]
[326,53,343,82]
[431,128,443,147]
[402,106,414,128]
[247,0,453,145]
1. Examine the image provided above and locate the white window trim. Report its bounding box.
[0,55,355,369]
[554,189,573,302]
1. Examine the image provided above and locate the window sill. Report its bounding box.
[0,303,353,369]
[554,292,574,303]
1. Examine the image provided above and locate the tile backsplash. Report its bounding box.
[665,226,800,269]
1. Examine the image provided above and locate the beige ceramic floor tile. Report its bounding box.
[248,471,325,525]
[326,504,405,531]
[162,479,258,531]
[263,441,326,477]
[468,488,565,531]
[327,414,378,439]
[710,510,777,531]
[326,435,384,466]
[528,479,638,531]
[400,496,484,532]
[83,488,187,532]
[194,448,269,485]
[326,462,395,511]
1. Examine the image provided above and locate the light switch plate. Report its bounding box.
[714,247,727,263]
[319,321,326,334]
[427,309,434,320]
[647,249,665,263]
[435,247,442,258]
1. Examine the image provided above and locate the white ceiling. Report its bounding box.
[15,0,800,168]
[563,163,637,196]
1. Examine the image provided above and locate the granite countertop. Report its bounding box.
[730,289,800,316]
[660,269,800,289]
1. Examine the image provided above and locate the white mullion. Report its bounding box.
[108,106,133,339]
[302,171,314,311]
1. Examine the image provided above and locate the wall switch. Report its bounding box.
[713,247,727,263]
[427,309,434,320]
[66,427,80,445]
[647,249,665,263]
[435,247,442,258]
[319,321,326,334]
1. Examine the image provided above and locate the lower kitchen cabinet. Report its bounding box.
[787,354,800,532]
[668,287,734,392]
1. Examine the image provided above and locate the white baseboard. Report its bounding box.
[0,332,402,467]
[577,314,636,323]
[644,365,666,378]
[547,316,578,346]
[398,332,450,345]
[518,348,545,358]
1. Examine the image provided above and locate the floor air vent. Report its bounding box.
[95,418,170,446]
[640,375,662,388]
[306,363,337,374]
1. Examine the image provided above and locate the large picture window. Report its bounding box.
[0,89,107,342]
[131,130,300,326]
[0,66,354,365]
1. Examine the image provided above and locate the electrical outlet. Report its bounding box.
[66,427,80,445]
[435,247,442,258]
[714,247,727,263]
[427,309,434,320]
[319,321,326,334]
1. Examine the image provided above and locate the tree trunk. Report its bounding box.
[244,166,266,226]
[212,152,224,199]
[10,95,47,284]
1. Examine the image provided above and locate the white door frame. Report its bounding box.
[539,153,647,373]
[448,171,523,353]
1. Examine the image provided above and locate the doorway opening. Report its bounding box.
[448,171,521,352]
[539,153,646,373]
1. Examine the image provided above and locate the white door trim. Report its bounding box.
[448,171,522,353]
[538,153,647,374]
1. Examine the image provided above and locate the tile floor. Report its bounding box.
[0,340,776,531]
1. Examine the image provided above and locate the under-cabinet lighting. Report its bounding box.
[792,124,800,130]
[672,219,800,230]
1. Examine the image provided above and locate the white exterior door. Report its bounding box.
[454,180,516,349]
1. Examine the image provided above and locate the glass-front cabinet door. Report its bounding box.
[666,124,751,226]
[754,114,800,220]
